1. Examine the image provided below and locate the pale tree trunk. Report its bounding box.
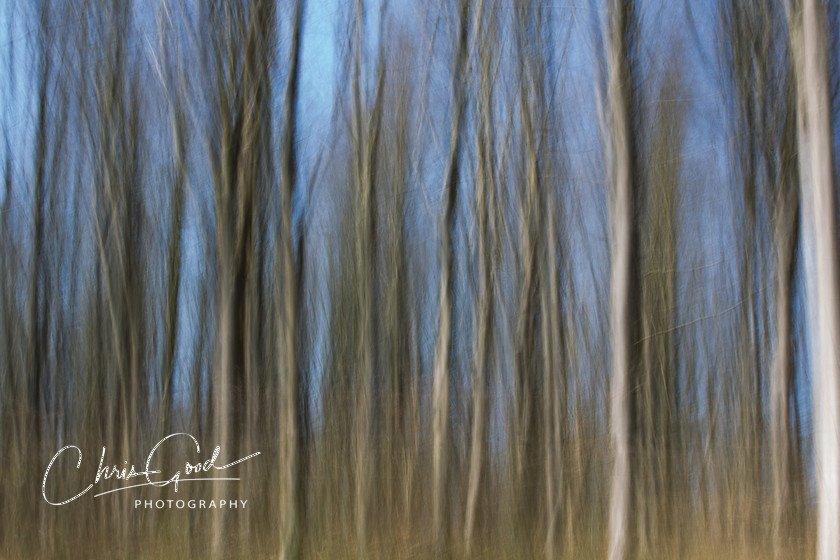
[788,1,840,559]
[542,206,564,560]
[604,1,639,558]
[431,0,469,553]
[464,1,492,546]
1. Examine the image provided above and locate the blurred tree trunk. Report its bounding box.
[770,68,799,559]
[788,1,840,559]
[381,69,414,540]
[280,0,304,558]
[604,1,641,558]
[541,205,565,560]
[464,1,494,550]
[349,0,386,553]
[86,2,145,552]
[638,62,685,554]
[511,5,553,550]
[206,0,273,553]
[431,0,469,553]
[770,182,798,558]
[721,2,803,553]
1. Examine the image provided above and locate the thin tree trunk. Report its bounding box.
[431,1,469,553]
[605,1,640,558]
[280,1,304,558]
[464,1,492,551]
[771,202,797,557]
[349,0,385,551]
[543,207,564,560]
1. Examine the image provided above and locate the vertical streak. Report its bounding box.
[790,1,840,558]
[280,1,304,557]
[605,1,639,559]
[431,0,469,553]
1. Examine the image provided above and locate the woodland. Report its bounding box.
[1,0,839,558]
